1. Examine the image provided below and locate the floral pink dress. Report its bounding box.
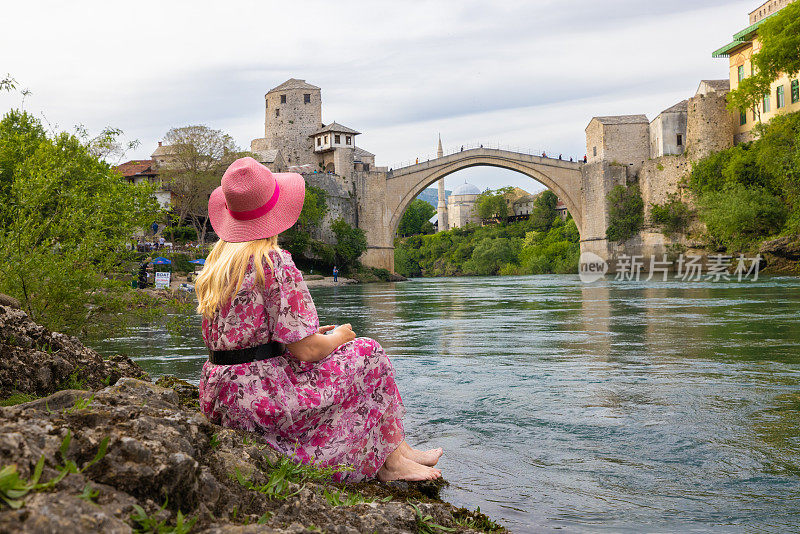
[198,249,405,481]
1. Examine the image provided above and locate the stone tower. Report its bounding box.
[262,79,322,166]
[436,135,448,232]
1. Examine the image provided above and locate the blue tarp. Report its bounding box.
[151,257,172,265]
[189,259,205,265]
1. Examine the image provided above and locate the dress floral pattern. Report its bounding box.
[199,249,405,481]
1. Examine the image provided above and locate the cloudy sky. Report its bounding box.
[2,0,750,193]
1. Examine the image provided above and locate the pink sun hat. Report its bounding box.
[208,157,305,243]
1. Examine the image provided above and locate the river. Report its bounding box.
[86,275,800,533]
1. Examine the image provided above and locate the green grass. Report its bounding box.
[232,455,351,501]
[130,500,197,534]
[323,487,391,506]
[64,394,94,414]
[409,501,455,534]
[0,391,39,406]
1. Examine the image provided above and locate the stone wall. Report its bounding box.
[639,155,691,225]
[264,88,322,166]
[686,92,734,161]
[305,172,357,244]
[586,119,650,175]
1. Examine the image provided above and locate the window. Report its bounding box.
[592,146,597,157]
[763,93,771,113]
[346,136,351,145]
[280,94,286,104]
[740,110,747,125]
[738,65,745,82]
[334,134,341,144]
[792,80,799,104]
[677,134,683,146]
[777,85,785,108]
[317,137,321,146]
[275,109,279,117]
[324,135,328,144]
[304,93,311,104]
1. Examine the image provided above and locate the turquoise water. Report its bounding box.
[86,275,800,533]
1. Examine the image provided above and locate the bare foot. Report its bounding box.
[378,449,441,482]
[399,441,443,467]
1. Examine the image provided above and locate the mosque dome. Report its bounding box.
[451,182,481,196]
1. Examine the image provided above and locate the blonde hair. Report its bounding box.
[195,237,279,318]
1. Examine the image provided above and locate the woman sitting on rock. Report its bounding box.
[195,157,442,482]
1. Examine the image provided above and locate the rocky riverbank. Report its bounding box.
[0,303,503,533]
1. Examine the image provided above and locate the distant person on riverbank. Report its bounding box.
[333,265,338,282]
[583,155,587,163]
[195,157,442,482]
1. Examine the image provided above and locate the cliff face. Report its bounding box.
[0,304,499,533]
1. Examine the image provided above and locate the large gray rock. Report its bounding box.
[0,305,148,398]
[0,379,494,533]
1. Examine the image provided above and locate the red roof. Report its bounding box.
[555,199,567,210]
[115,159,157,178]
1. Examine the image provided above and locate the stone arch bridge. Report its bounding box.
[356,147,609,271]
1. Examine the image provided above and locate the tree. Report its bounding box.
[529,190,559,232]
[0,109,162,332]
[476,188,511,221]
[462,237,517,275]
[398,199,436,236]
[727,1,800,118]
[331,218,367,269]
[159,125,241,245]
[605,184,644,243]
[281,183,327,258]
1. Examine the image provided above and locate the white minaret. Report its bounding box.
[436,134,448,232]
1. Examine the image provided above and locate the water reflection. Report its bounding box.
[86,275,800,533]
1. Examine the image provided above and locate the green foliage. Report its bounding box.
[687,110,800,249]
[605,184,644,242]
[475,187,511,220]
[331,218,367,269]
[394,212,579,277]
[232,456,349,501]
[0,391,39,406]
[0,456,43,509]
[59,368,88,391]
[409,501,455,533]
[398,199,436,236]
[298,184,328,230]
[518,219,580,274]
[698,184,786,250]
[727,1,800,116]
[322,488,389,506]
[65,394,94,413]
[452,507,506,532]
[650,195,693,236]
[131,500,197,534]
[462,238,518,276]
[78,483,100,504]
[529,190,559,232]
[0,109,162,333]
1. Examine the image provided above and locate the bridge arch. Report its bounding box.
[387,150,584,238]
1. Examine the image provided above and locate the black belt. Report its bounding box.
[208,341,286,365]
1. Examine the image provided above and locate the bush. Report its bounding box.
[605,184,644,242]
[462,237,518,276]
[331,218,367,269]
[698,184,787,251]
[650,196,692,236]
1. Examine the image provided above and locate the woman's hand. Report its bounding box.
[333,323,355,344]
[287,323,356,363]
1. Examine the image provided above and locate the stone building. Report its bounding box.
[254,79,322,166]
[649,100,687,158]
[446,183,481,228]
[248,78,379,245]
[713,0,799,143]
[585,115,650,175]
